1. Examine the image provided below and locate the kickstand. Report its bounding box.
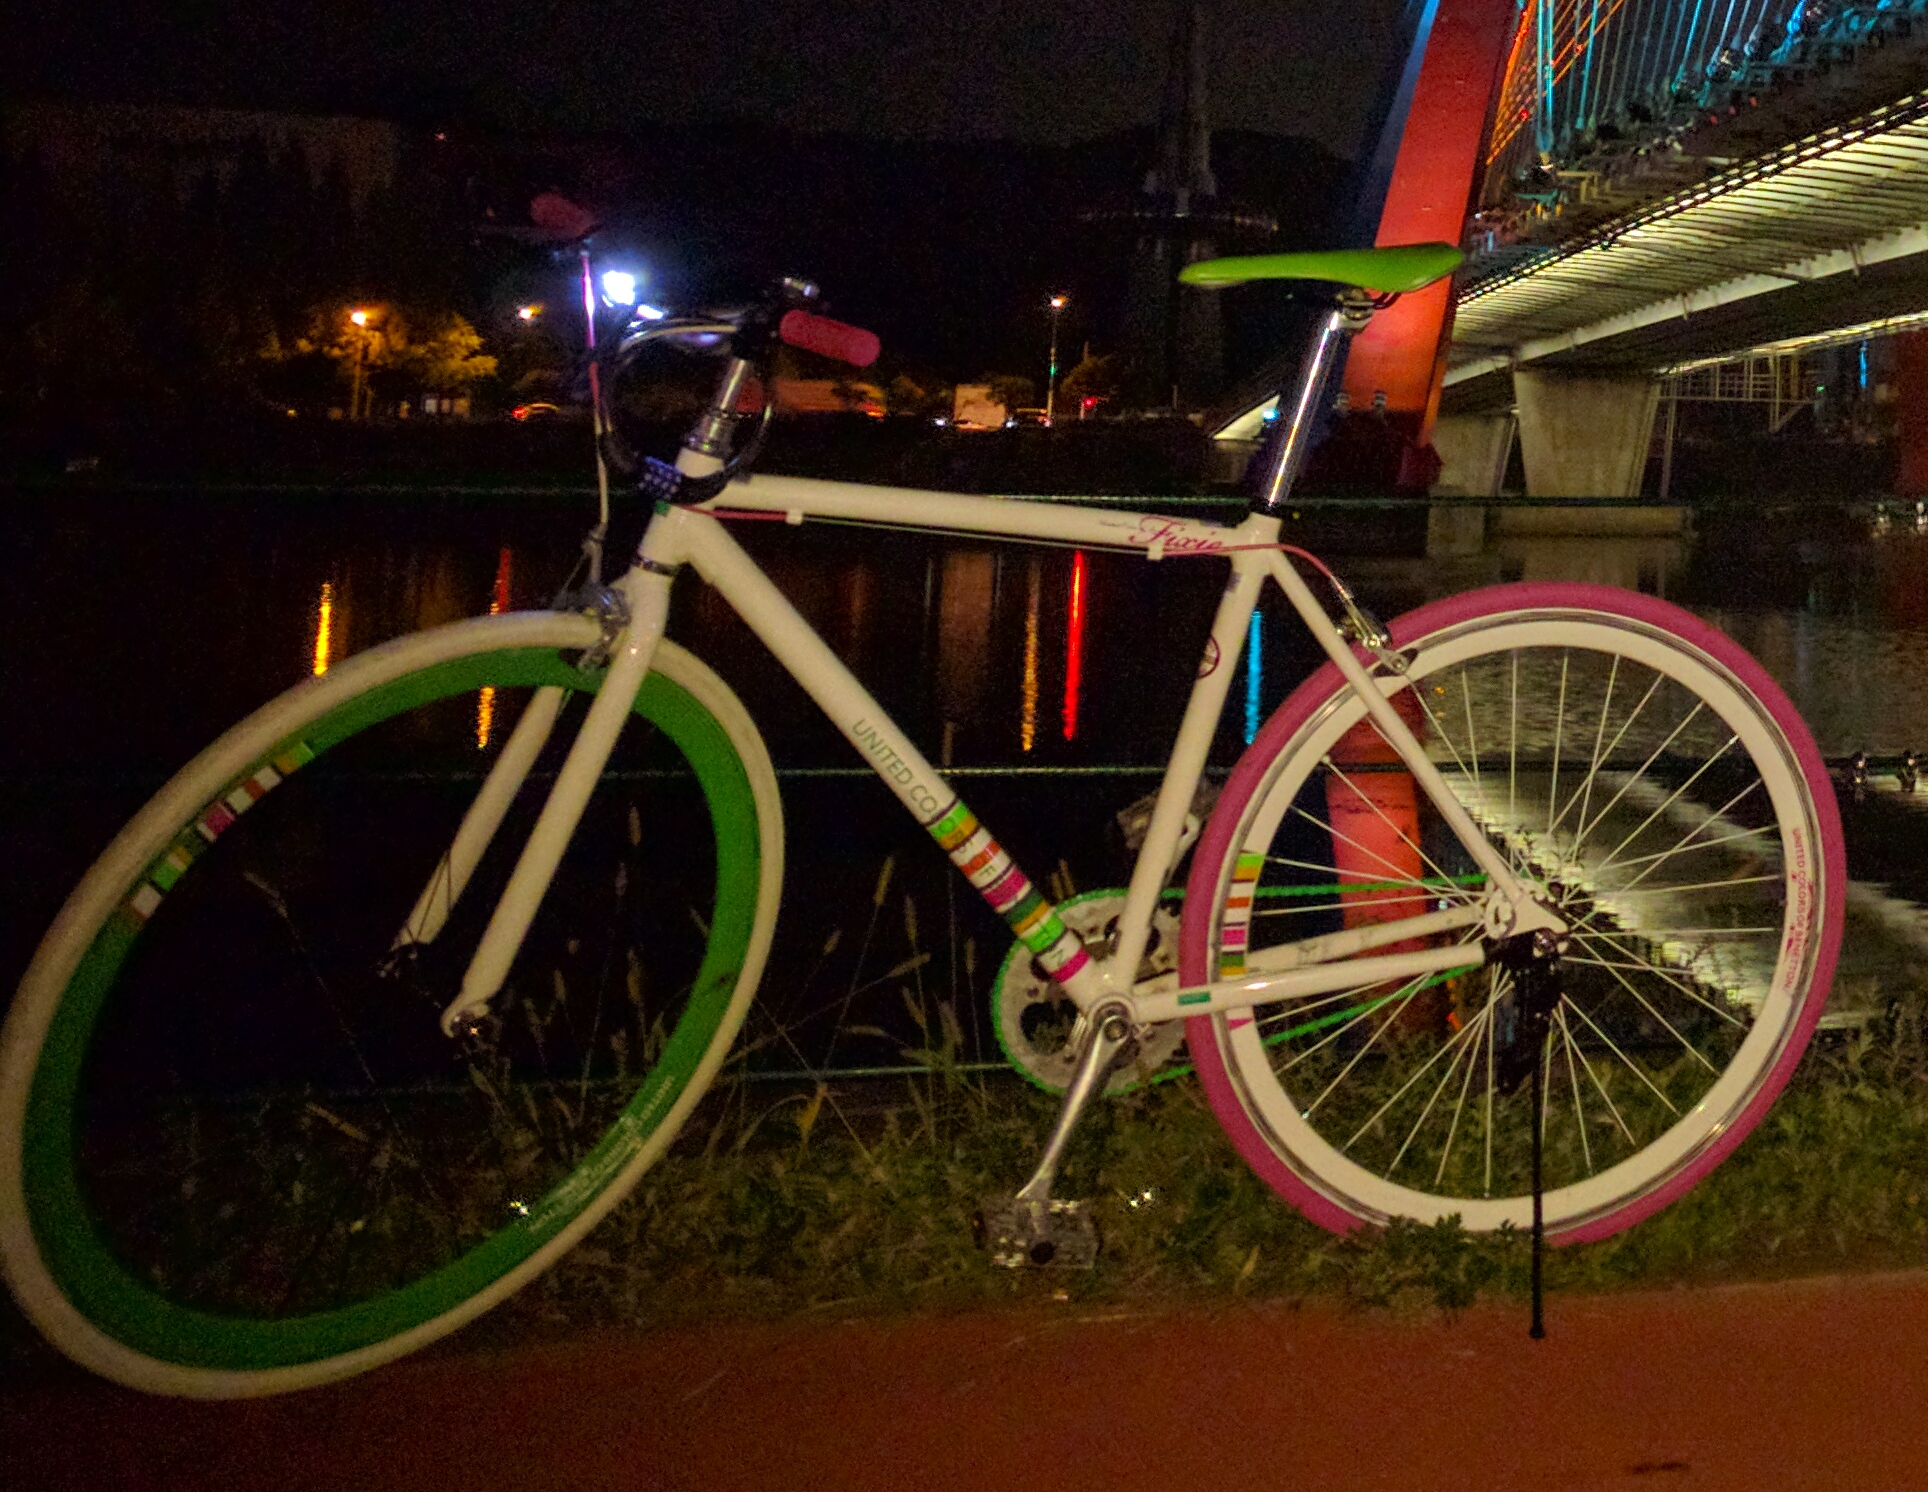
[1498,930,1562,1342]
[1529,1037,1546,1340]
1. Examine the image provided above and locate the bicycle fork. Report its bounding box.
[401,562,675,1037]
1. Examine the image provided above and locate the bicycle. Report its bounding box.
[0,242,1845,1397]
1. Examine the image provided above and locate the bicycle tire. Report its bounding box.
[1181,583,1843,1243]
[0,612,783,1396]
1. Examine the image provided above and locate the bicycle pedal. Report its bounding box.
[975,1195,1098,1269]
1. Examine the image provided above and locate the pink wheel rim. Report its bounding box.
[1179,582,1845,1244]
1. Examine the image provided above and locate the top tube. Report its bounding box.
[704,472,1274,557]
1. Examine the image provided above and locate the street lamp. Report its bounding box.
[348,309,372,422]
[517,304,541,322]
[1045,294,1068,428]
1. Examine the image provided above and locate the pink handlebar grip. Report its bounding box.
[779,309,880,368]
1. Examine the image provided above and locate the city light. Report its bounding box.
[1045,293,1069,426]
[346,310,375,420]
[517,304,540,321]
[600,270,639,306]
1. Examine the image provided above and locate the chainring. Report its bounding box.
[991,890,1185,1094]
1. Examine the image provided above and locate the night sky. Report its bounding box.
[14,1,1411,157]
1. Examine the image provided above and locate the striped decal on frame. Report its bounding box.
[927,797,1089,982]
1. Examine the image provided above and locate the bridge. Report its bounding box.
[1439,0,1928,499]
[1219,1,1928,503]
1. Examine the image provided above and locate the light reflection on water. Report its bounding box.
[475,546,516,750]
[1244,609,1262,745]
[310,582,336,678]
[272,510,1928,770]
[1713,610,1928,759]
[12,495,1928,1061]
[1063,550,1086,743]
[1019,558,1041,753]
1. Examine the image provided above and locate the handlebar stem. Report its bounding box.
[686,356,758,459]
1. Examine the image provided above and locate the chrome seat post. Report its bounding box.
[1252,293,1377,514]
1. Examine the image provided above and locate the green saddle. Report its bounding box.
[1179,243,1463,294]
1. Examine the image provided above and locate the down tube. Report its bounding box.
[681,512,1106,999]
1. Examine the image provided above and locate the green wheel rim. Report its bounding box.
[22,646,760,1371]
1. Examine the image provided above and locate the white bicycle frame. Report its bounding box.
[428,466,1562,1037]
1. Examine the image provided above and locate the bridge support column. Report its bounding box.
[1432,412,1513,496]
[1514,371,1659,498]
[1426,412,1511,556]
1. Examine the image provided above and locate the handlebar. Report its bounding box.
[600,280,881,501]
[777,309,879,368]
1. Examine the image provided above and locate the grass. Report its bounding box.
[14,840,1928,1384]
[490,954,1928,1340]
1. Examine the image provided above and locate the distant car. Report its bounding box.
[1010,408,1051,427]
[511,402,561,422]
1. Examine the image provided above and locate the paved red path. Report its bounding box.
[6,1271,1927,1490]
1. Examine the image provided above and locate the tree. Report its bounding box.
[1060,350,1123,406]
[886,371,951,418]
[389,312,498,399]
[285,304,496,416]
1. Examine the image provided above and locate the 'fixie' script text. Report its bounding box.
[1127,516,1228,556]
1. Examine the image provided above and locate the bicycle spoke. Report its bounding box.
[1598,780,1770,892]
[1461,669,1482,798]
[1599,734,1742,870]
[1546,651,1570,843]
[1574,700,1709,848]
[1549,666,1660,856]
[1484,969,1503,1195]
[1589,946,1722,1074]
[1566,928,1750,1027]
[1385,1002,1486,1179]
[1601,871,1780,900]
[1318,760,1465,894]
[1252,891,1436,920]
[1558,1005,1593,1175]
[1559,1002,1637,1145]
[1302,976,1435,1117]
[1342,1001,1487,1158]
[1561,997,1678,1116]
[1267,981,1421,1069]
[1406,674,1481,793]
[1549,653,1619,861]
[1432,1001,1495,1187]
[1508,649,1519,830]
[1601,793,1769,878]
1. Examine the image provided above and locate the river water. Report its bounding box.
[6,486,1928,1066]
